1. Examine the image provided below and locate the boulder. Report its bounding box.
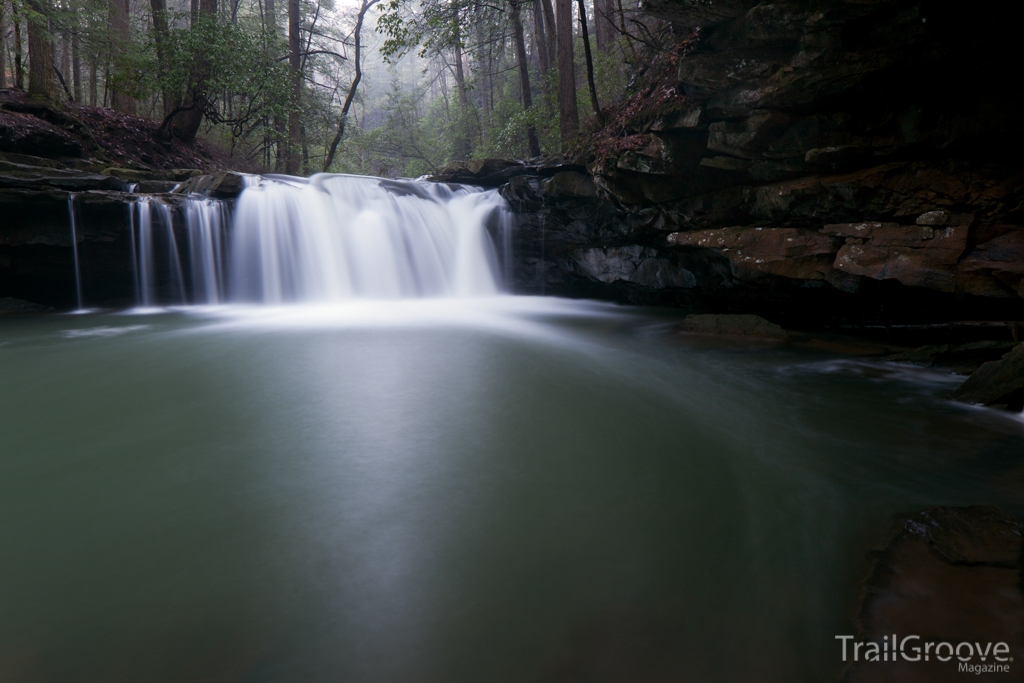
[886,341,1017,374]
[175,171,249,198]
[846,506,1023,683]
[676,313,787,340]
[542,171,597,198]
[949,343,1024,409]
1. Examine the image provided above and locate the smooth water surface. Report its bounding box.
[1,298,1022,682]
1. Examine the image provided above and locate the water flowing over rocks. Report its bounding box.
[948,343,1024,410]
[846,506,1024,683]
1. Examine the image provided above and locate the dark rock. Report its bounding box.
[949,343,1024,409]
[175,171,249,198]
[543,171,597,198]
[102,167,158,182]
[136,180,180,194]
[572,246,696,289]
[676,313,787,339]
[847,506,1023,683]
[886,341,1017,374]
[0,296,50,314]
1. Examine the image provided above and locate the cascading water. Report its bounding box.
[67,194,84,309]
[230,174,509,302]
[132,197,184,306]
[124,174,509,307]
[184,198,229,304]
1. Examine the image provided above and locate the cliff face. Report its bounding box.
[486,0,1024,328]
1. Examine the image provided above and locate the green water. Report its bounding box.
[1,299,1021,682]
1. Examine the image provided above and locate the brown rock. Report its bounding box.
[667,225,859,289]
[916,210,949,225]
[832,222,969,292]
[847,507,1024,683]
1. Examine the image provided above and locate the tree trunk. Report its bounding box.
[0,1,6,89]
[509,0,540,156]
[531,0,548,76]
[265,0,275,30]
[576,0,600,121]
[60,27,70,92]
[540,0,556,81]
[71,31,81,102]
[13,1,25,90]
[89,59,97,105]
[593,0,612,50]
[26,0,56,102]
[150,0,177,117]
[108,0,134,113]
[285,0,300,173]
[554,0,577,147]
[323,0,378,171]
[168,0,216,141]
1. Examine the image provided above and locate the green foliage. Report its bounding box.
[160,14,293,132]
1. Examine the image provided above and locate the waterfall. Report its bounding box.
[125,173,508,307]
[184,198,229,304]
[67,194,84,309]
[229,174,507,303]
[132,197,184,306]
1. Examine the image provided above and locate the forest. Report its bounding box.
[0,0,666,176]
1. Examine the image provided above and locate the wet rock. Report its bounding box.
[429,159,526,187]
[916,210,949,226]
[666,226,858,290]
[886,341,1017,374]
[136,180,180,194]
[175,171,248,198]
[572,246,695,289]
[102,167,157,182]
[676,313,787,340]
[542,171,597,198]
[957,229,1024,297]
[831,220,971,293]
[847,506,1023,683]
[949,343,1024,409]
[0,296,50,314]
[706,110,791,159]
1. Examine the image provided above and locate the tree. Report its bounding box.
[554,0,577,146]
[149,0,176,117]
[508,0,539,156]
[286,0,300,172]
[1,0,6,89]
[324,0,380,171]
[108,0,134,112]
[25,0,57,102]
[575,0,600,122]
[167,0,218,142]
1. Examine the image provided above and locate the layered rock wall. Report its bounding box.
[468,0,1024,328]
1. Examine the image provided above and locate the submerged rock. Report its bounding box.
[847,506,1023,683]
[676,313,787,340]
[949,343,1024,409]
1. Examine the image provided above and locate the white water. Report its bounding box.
[230,174,507,302]
[67,194,84,309]
[126,174,509,306]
